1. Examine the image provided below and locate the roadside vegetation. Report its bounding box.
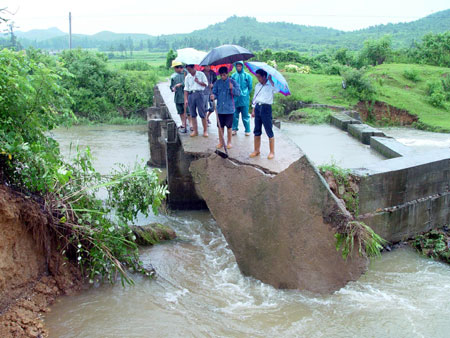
[411,228,450,264]
[254,33,450,132]
[0,47,169,285]
[318,162,387,260]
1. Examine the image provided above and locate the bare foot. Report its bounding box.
[267,152,275,160]
[232,130,237,136]
[216,143,224,149]
[190,132,198,137]
[249,151,260,158]
[227,144,232,149]
[203,132,209,138]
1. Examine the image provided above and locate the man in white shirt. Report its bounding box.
[250,69,278,159]
[184,65,208,137]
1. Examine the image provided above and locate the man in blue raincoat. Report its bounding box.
[231,61,252,136]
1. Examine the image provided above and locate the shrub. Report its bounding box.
[0,48,169,285]
[267,59,278,69]
[341,68,376,101]
[335,221,387,260]
[122,61,151,71]
[426,80,447,107]
[428,90,446,107]
[403,68,420,82]
[284,64,310,74]
[59,49,159,122]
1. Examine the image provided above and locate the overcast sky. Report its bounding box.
[3,0,449,35]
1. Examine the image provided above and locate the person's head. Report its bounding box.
[255,69,268,84]
[203,65,211,73]
[171,60,183,73]
[235,61,244,73]
[186,64,196,75]
[219,66,229,80]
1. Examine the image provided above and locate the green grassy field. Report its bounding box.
[282,63,450,131]
[107,51,166,69]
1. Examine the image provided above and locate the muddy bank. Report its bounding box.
[0,185,82,337]
[355,101,418,126]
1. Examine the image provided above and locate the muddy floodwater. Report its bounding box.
[46,124,450,338]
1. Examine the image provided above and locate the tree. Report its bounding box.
[126,36,134,56]
[165,49,177,69]
[417,32,450,67]
[360,35,392,66]
[118,43,126,56]
[334,48,352,65]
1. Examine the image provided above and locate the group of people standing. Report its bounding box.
[170,60,277,159]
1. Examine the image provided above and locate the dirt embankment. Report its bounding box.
[356,101,419,126]
[0,185,82,337]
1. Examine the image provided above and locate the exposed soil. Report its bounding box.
[320,170,360,216]
[0,185,82,337]
[355,101,419,126]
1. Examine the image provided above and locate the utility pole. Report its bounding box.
[69,12,72,49]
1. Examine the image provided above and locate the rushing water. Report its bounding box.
[45,124,450,338]
[381,127,450,152]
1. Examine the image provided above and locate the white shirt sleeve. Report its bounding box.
[184,75,192,92]
[199,72,207,85]
[269,81,278,93]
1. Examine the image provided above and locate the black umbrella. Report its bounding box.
[199,45,254,66]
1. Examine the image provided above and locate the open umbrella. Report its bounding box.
[245,61,291,96]
[200,45,254,66]
[196,64,234,75]
[175,48,207,65]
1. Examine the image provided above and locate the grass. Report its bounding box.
[369,63,450,131]
[107,51,167,69]
[285,107,333,124]
[281,63,450,132]
[73,116,147,126]
[283,72,356,107]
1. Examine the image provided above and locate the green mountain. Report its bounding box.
[15,27,66,41]
[12,9,450,52]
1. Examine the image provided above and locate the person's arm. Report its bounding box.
[247,74,253,92]
[194,72,207,87]
[268,75,278,94]
[170,77,175,92]
[211,81,218,100]
[184,90,189,106]
[251,83,259,117]
[231,79,240,96]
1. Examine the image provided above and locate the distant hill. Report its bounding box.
[11,9,450,52]
[15,27,66,41]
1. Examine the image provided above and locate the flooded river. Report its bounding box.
[45,124,450,338]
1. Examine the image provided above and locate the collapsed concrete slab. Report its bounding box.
[190,155,368,294]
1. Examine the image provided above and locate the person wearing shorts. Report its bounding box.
[170,61,188,132]
[184,64,208,137]
[211,66,240,149]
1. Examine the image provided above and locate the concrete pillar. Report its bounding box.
[165,122,207,210]
[148,119,166,167]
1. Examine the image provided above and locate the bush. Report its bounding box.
[428,90,446,107]
[0,48,169,285]
[59,49,159,122]
[284,64,310,74]
[426,80,447,107]
[403,68,420,82]
[341,68,376,101]
[359,35,392,66]
[122,61,151,71]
